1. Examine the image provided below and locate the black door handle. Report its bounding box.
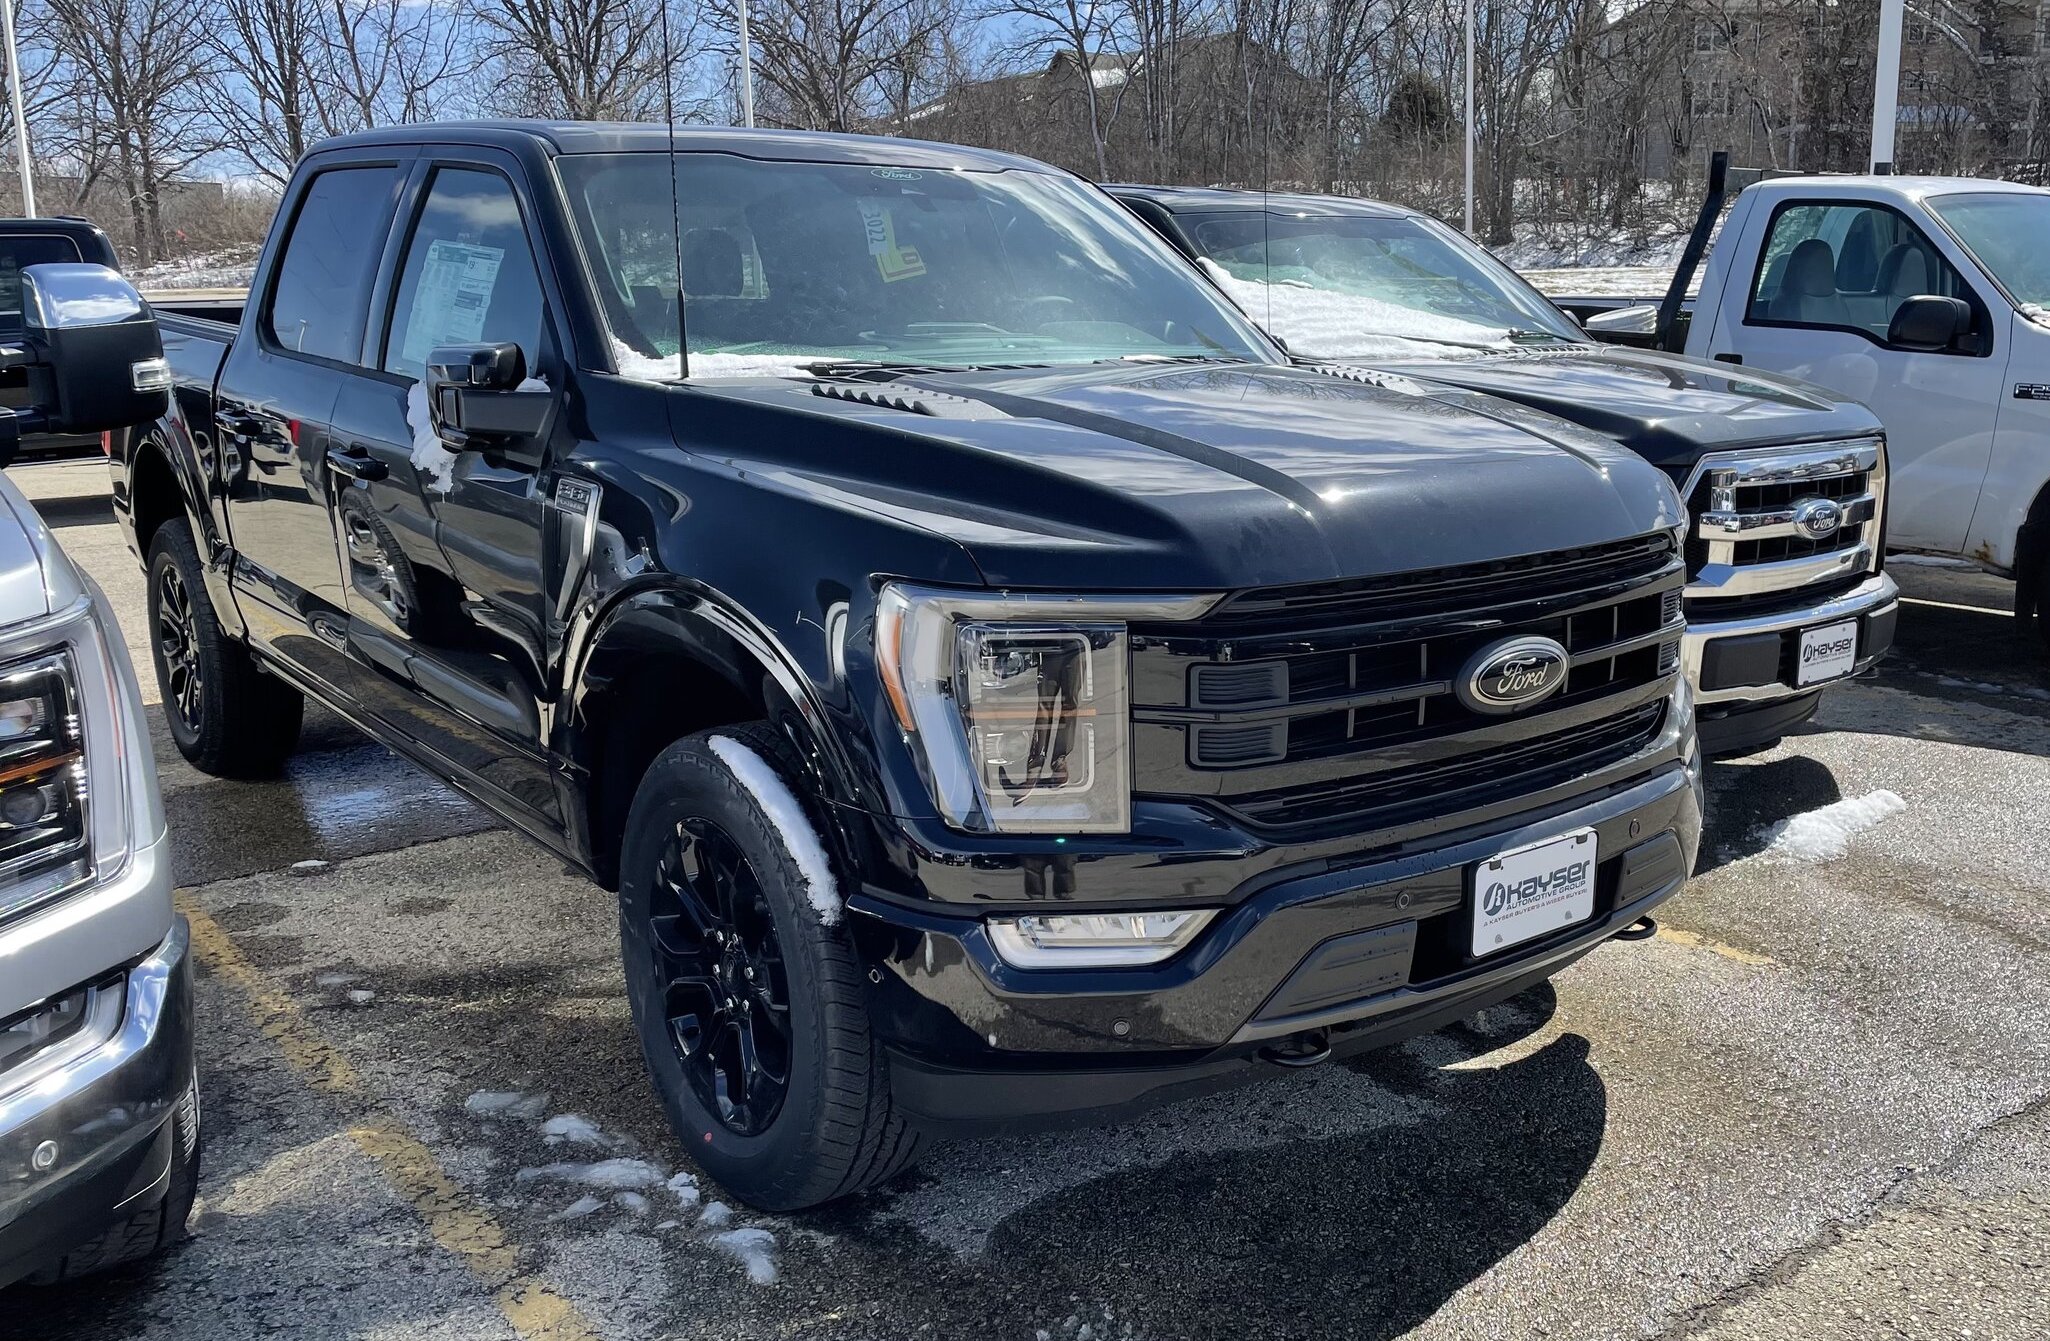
[215,408,260,436]
[325,445,387,482]
[1713,352,1743,365]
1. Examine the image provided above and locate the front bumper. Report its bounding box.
[854,761,1701,1135]
[0,918,196,1288]
[1682,572,1899,753]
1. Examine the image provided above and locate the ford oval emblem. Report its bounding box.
[1455,635,1570,715]
[1792,497,1843,540]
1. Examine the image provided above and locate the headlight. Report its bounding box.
[0,650,91,916]
[875,584,1221,834]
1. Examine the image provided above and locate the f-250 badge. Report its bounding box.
[2014,383,2050,399]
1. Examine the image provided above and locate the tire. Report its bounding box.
[146,521,303,777]
[617,722,922,1211]
[28,1076,201,1285]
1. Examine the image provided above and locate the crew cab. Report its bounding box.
[114,121,1702,1210]
[1569,168,2050,654]
[1109,184,1899,754]
[1,263,195,1288]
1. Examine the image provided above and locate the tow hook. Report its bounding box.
[1612,915,1658,943]
[1261,1030,1333,1068]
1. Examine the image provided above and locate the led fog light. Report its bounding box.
[986,910,1215,968]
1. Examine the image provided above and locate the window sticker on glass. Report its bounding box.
[401,239,506,365]
[854,198,925,283]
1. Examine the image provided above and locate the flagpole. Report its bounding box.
[738,0,755,128]
[1463,0,1475,234]
[1,0,34,217]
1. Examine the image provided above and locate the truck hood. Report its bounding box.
[1356,344,1881,471]
[687,361,1686,590]
[0,470,84,627]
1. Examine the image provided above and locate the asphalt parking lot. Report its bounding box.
[6,459,2049,1341]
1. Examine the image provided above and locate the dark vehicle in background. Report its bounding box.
[116,121,1701,1210]
[1,262,195,1289]
[1111,184,1899,755]
[0,218,125,465]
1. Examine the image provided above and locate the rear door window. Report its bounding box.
[265,166,403,363]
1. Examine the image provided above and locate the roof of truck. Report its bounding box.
[1744,174,2050,203]
[1106,183,1415,219]
[310,120,1057,173]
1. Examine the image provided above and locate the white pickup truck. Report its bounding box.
[1574,166,2050,652]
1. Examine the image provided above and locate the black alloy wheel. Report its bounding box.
[649,815,794,1136]
[155,561,204,735]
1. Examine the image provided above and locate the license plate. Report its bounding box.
[1796,619,1859,687]
[1472,828,1598,958]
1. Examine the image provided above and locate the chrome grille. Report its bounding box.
[1682,438,1885,610]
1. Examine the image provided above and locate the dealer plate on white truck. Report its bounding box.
[1472,828,1598,957]
[1797,619,1858,687]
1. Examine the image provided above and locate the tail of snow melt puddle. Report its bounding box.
[1757,790,1908,863]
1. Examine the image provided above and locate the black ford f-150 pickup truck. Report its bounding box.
[1109,185,1899,755]
[111,121,1702,1210]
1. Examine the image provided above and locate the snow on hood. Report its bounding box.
[1200,259,1510,357]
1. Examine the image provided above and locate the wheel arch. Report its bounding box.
[564,583,868,891]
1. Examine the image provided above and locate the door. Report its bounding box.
[216,162,408,668]
[1708,198,2004,553]
[325,159,565,828]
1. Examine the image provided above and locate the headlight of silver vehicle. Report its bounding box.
[0,590,144,924]
[875,584,1221,835]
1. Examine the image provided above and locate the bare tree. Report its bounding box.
[474,0,677,120]
[992,0,1131,178]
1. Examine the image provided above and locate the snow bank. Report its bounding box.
[709,735,842,925]
[709,1226,779,1284]
[1199,259,1509,357]
[666,1171,702,1209]
[1759,790,1908,862]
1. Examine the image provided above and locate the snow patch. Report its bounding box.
[314,972,356,987]
[540,1114,609,1147]
[614,1191,649,1214]
[465,1090,549,1121]
[345,989,376,1006]
[1758,790,1908,863]
[665,1170,702,1209]
[708,736,842,925]
[697,1199,734,1228]
[683,352,821,380]
[514,373,549,393]
[550,1195,605,1221]
[709,1226,778,1284]
[1200,258,1511,358]
[514,1158,669,1190]
[406,380,457,494]
[291,859,330,876]
[609,337,681,382]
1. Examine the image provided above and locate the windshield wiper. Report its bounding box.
[1505,328,1575,344]
[1110,353,1253,365]
[802,358,1054,381]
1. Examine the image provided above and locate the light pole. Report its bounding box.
[1464,0,1475,235]
[738,0,755,128]
[0,0,34,217]
[1872,0,1904,170]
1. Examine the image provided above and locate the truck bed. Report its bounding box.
[157,308,236,394]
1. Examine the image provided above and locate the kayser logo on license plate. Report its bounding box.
[1482,856,1593,918]
[1803,631,1855,665]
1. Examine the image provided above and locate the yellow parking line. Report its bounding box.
[179,892,605,1341]
[1655,924,1776,967]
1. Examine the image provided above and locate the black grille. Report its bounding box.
[1224,704,1667,837]
[1206,533,1678,630]
[1132,532,1684,831]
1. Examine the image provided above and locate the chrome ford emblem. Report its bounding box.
[1792,497,1844,540]
[1456,635,1569,715]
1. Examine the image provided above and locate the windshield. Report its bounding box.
[1184,211,1583,357]
[1928,191,2050,317]
[556,153,1276,379]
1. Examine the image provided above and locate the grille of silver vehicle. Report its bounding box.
[1681,438,1885,614]
[1129,533,1684,837]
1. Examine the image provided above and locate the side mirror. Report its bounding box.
[424,342,550,452]
[0,264,168,464]
[1886,295,1973,352]
[1583,304,1659,345]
